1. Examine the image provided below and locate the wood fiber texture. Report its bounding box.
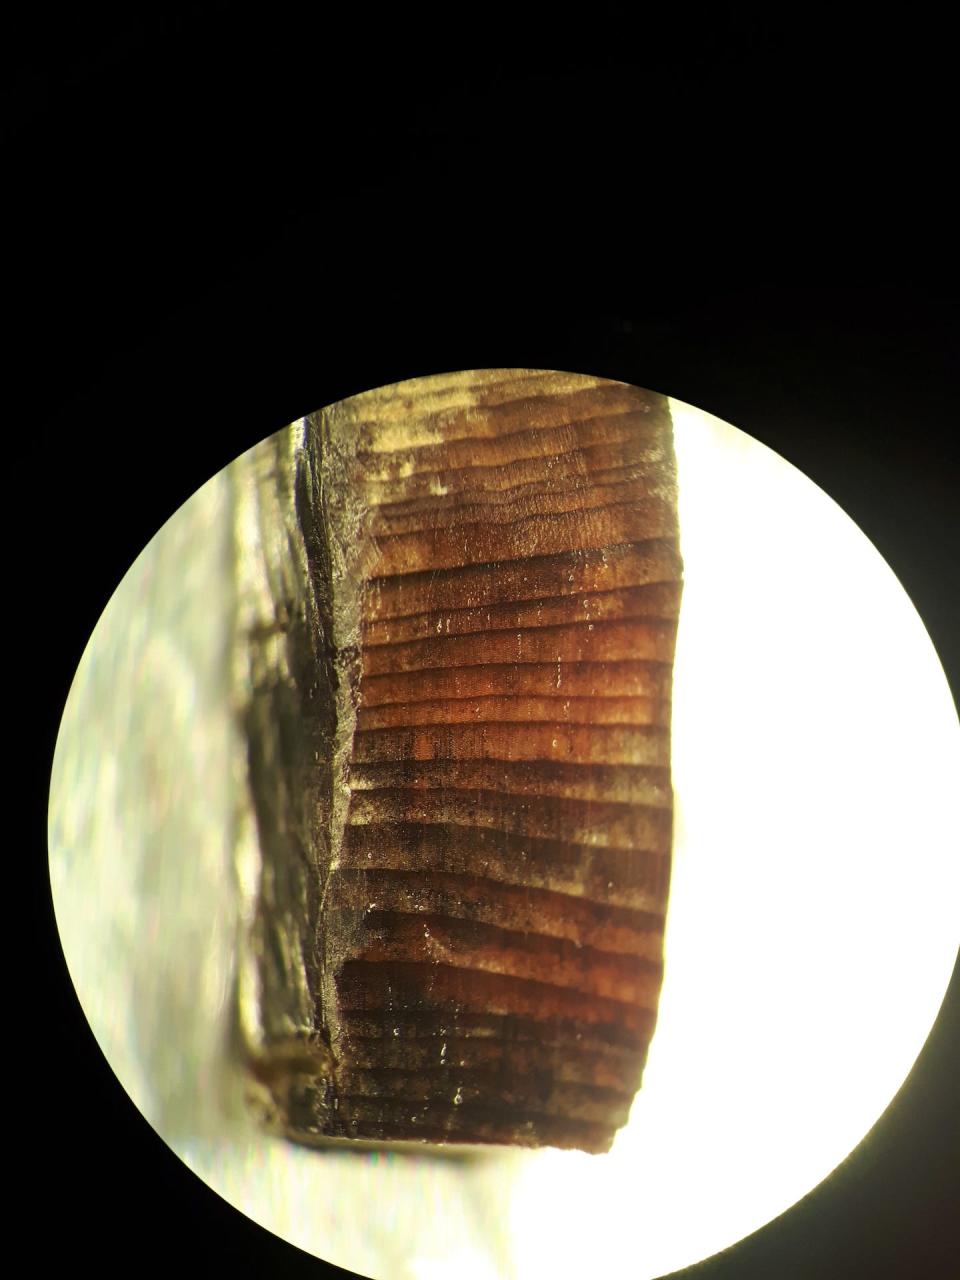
[238,369,683,1154]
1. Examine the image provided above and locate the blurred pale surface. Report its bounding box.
[49,396,960,1280]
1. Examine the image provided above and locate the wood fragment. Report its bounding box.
[233,369,682,1154]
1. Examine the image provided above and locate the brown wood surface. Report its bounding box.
[242,369,682,1154]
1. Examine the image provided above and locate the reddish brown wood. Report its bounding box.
[241,369,682,1154]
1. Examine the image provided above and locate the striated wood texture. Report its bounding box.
[236,369,683,1154]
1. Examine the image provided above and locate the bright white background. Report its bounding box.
[49,394,959,1280]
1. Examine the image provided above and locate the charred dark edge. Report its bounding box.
[238,429,331,1058]
[292,418,343,1052]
